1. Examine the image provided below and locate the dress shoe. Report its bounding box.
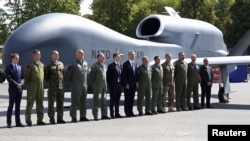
[110,115,115,119]
[131,113,136,117]
[71,118,77,123]
[101,116,111,120]
[138,112,143,116]
[94,118,99,121]
[206,106,214,108]
[26,121,32,126]
[79,117,89,122]
[152,111,158,115]
[188,107,193,110]
[193,106,201,110]
[168,108,176,112]
[145,112,153,115]
[37,121,46,126]
[176,108,182,112]
[157,110,166,114]
[50,118,56,124]
[125,114,131,117]
[181,107,188,111]
[7,124,12,128]
[115,114,123,118]
[57,120,66,124]
[16,123,24,127]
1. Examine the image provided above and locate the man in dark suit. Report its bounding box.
[5,53,24,128]
[122,50,138,117]
[107,53,123,118]
[199,58,214,108]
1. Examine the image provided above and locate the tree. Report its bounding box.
[90,0,134,34]
[0,8,9,45]
[179,0,217,24]
[0,0,81,45]
[90,0,180,38]
[214,0,234,48]
[225,0,250,48]
[21,0,81,23]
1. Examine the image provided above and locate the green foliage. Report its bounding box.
[226,0,250,48]
[0,0,81,45]
[0,8,9,45]
[179,0,217,24]
[90,0,179,38]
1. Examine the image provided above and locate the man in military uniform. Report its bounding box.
[24,49,45,126]
[137,56,152,116]
[90,53,110,120]
[162,53,176,113]
[66,49,89,122]
[174,52,188,111]
[187,54,200,110]
[45,50,66,124]
[151,56,163,114]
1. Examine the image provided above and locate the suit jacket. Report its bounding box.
[106,62,122,89]
[122,60,137,88]
[199,65,214,86]
[5,64,23,92]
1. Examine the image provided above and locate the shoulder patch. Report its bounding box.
[26,64,30,68]
[68,65,72,70]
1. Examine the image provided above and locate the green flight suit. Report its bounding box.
[45,60,64,121]
[90,62,108,119]
[174,59,188,110]
[137,64,151,114]
[161,61,175,112]
[187,62,200,108]
[66,59,88,120]
[24,60,44,123]
[151,64,163,112]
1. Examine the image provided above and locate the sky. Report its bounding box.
[0,0,93,15]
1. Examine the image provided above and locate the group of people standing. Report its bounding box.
[5,49,215,128]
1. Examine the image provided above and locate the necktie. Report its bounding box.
[131,62,135,73]
[14,65,17,73]
[117,63,121,82]
[116,63,121,74]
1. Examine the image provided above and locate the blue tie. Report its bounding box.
[14,65,17,73]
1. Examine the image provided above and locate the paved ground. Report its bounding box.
[0,81,250,141]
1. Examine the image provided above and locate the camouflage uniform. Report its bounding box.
[66,59,88,121]
[45,60,64,122]
[24,60,44,124]
[161,61,175,112]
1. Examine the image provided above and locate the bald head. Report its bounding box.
[51,50,59,62]
[76,49,84,61]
